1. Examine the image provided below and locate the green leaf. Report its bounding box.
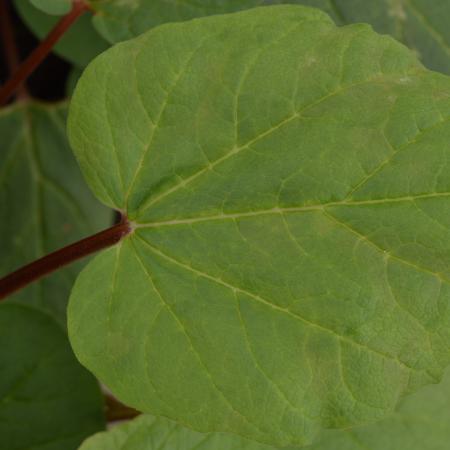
[30,0,71,15]
[0,303,105,450]
[14,1,109,67]
[0,102,111,322]
[88,0,450,74]
[79,366,450,450]
[68,5,450,447]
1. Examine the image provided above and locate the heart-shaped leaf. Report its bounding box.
[68,5,450,447]
[0,103,111,322]
[0,303,105,450]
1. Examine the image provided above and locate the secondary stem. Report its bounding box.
[0,0,89,106]
[0,219,131,301]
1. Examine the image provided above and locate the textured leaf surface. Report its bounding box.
[0,102,111,322]
[68,5,450,447]
[79,367,450,450]
[0,303,105,450]
[15,1,109,67]
[88,0,450,74]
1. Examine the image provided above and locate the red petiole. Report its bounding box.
[0,218,132,301]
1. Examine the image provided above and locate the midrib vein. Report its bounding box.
[133,191,450,228]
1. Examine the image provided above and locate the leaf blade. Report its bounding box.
[68,5,450,446]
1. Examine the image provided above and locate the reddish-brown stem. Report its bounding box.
[105,393,141,422]
[0,219,131,301]
[0,0,89,106]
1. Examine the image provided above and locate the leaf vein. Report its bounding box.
[135,234,419,374]
[131,243,269,437]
